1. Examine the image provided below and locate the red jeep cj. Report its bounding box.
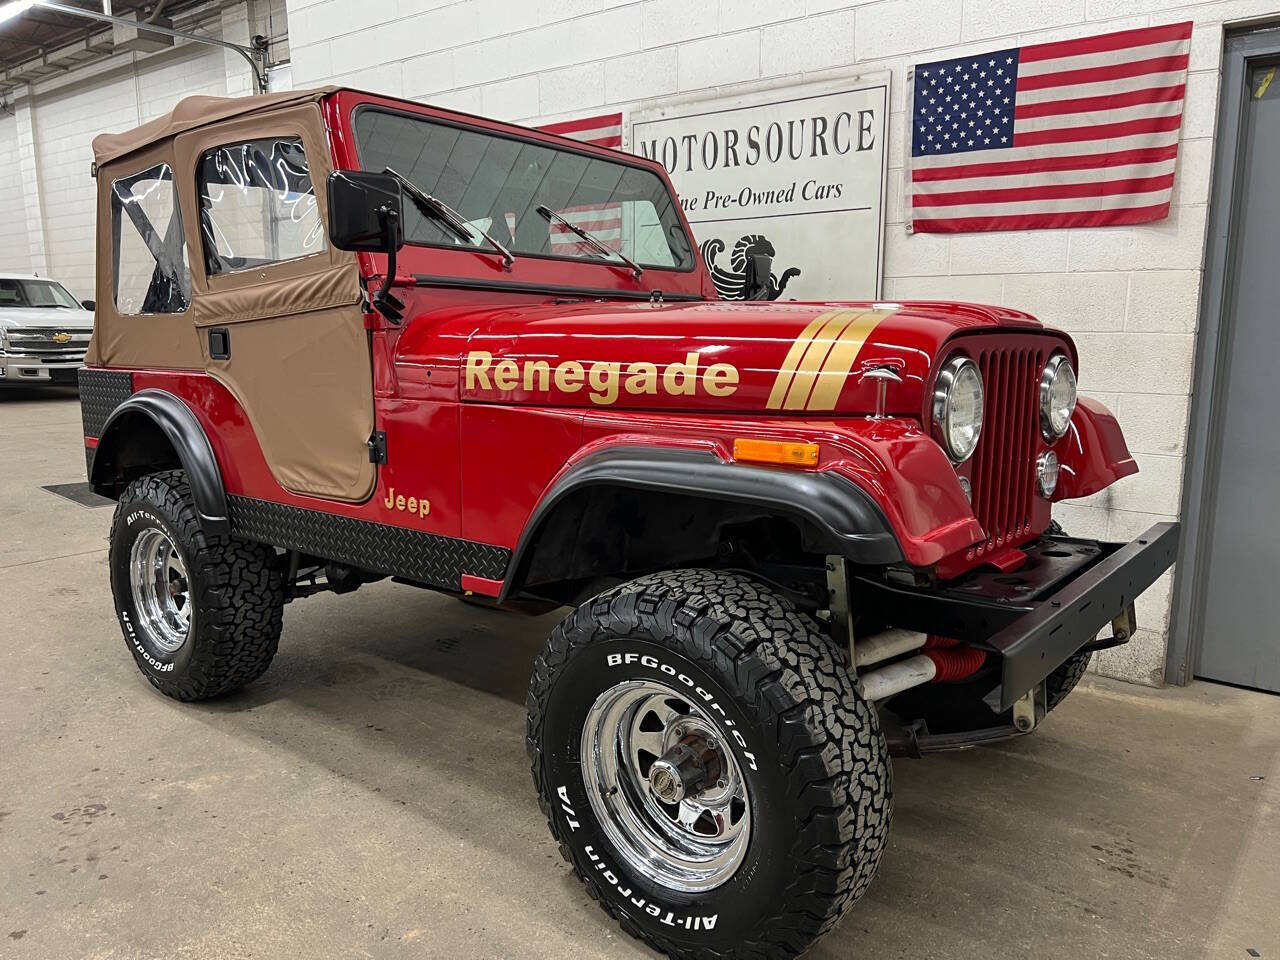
[80,87,1177,959]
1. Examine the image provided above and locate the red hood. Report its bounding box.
[395,299,1069,416]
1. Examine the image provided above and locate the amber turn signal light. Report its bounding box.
[732,438,820,468]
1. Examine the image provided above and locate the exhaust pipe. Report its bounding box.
[854,629,927,669]
[856,632,989,701]
[860,654,937,701]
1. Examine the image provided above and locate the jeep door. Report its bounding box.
[172,104,376,503]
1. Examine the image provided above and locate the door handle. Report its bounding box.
[208,327,230,360]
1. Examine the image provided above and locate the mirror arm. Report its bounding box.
[372,204,405,324]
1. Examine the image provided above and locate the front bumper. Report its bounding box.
[986,522,1178,709]
[857,522,1180,712]
[0,357,85,383]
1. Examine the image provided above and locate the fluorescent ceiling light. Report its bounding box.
[0,0,37,26]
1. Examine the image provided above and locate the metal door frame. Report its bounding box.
[1167,24,1280,684]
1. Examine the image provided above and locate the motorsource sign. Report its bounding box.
[629,75,890,301]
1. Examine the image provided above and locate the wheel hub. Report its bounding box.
[647,734,722,805]
[581,679,751,892]
[128,527,192,654]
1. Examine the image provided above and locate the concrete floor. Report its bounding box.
[2,386,1278,960]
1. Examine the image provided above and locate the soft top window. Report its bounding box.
[197,136,327,276]
[352,108,693,271]
[110,162,191,315]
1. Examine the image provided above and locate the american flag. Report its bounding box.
[538,113,624,253]
[907,21,1193,233]
[537,112,623,149]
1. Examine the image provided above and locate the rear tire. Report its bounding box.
[527,569,892,960]
[1046,650,1092,710]
[1042,520,1092,711]
[109,470,283,701]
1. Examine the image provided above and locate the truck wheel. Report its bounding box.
[108,470,283,701]
[527,569,892,960]
[1046,650,1092,710]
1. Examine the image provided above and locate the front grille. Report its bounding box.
[2,328,92,363]
[968,344,1047,555]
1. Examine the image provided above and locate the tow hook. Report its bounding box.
[1011,691,1037,733]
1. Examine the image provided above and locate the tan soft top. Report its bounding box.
[91,86,339,166]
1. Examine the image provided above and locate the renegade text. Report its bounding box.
[464,351,739,405]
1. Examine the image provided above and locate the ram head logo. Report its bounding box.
[700,234,801,301]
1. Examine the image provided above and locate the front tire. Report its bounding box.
[109,470,284,701]
[527,569,892,960]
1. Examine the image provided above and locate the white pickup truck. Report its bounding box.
[0,274,95,385]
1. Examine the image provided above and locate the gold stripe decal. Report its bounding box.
[781,310,860,410]
[766,308,895,412]
[766,312,833,409]
[806,310,894,411]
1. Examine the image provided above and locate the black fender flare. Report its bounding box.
[92,389,230,536]
[499,447,903,601]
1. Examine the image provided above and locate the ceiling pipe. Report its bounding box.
[22,0,266,92]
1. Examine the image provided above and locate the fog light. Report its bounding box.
[957,475,972,503]
[1037,450,1060,497]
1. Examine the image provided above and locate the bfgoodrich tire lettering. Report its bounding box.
[527,569,892,960]
[109,470,283,701]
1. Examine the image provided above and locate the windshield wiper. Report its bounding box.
[536,205,643,281]
[383,166,515,270]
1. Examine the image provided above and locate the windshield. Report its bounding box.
[0,278,82,310]
[353,108,694,271]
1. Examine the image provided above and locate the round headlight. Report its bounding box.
[933,356,984,463]
[1040,354,1077,441]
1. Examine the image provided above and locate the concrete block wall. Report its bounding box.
[27,47,226,301]
[2,0,284,301]
[284,0,1280,686]
[0,110,34,275]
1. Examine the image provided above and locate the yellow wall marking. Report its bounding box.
[1256,67,1275,99]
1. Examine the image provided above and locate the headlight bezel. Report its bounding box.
[932,354,984,464]
[1039,353,1077,442]
[1036,449,1060,498]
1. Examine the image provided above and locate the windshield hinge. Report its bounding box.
[368,431,388,465]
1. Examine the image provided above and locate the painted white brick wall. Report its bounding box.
[0,111,33,275]
[283,0,1274,686]
[14,95,50,278]
[14,34,251,301]
[3,1,282,300]
[34,72,148,301]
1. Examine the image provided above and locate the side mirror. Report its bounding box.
[81,299,96,311]
[326,170,405,252]
[742,253,774,300]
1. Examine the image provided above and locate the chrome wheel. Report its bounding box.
[128,527,192,653]
[581,679,751,892]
